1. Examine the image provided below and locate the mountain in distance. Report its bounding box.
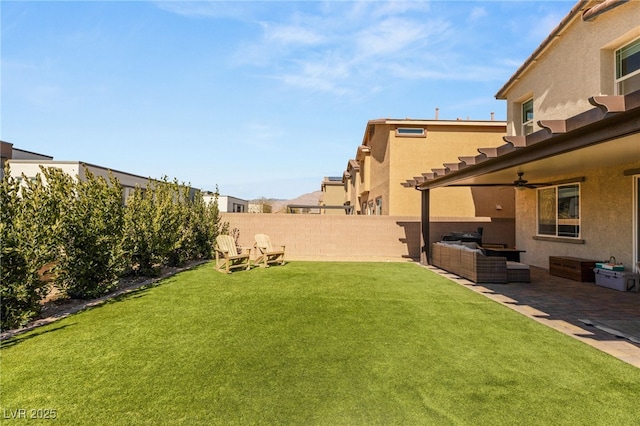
[252,190,322,213]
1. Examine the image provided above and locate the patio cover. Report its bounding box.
[407,90,640,264]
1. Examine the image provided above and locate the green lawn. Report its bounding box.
[2,262,640,425]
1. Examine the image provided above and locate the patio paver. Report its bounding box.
[425,264,640,368]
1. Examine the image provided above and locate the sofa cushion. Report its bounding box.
[506,261,530,270]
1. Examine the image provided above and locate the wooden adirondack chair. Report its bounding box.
[215,235,251,273]
[254,234,285,268]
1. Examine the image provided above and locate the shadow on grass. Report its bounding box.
[0,261,211,345]
[0,323,77,349]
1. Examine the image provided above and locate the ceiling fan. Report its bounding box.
[452,172,548,189]
[512,172,543,189]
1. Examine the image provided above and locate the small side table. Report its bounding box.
[484,248,525,262]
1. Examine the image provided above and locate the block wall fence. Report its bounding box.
[220,213,515,262]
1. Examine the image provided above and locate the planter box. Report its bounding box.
[594,269,639,292]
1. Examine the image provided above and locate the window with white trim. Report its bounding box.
[395,127,425,137]
[537,183,580,238]
[616,38,640,95]
[521,98,534,136]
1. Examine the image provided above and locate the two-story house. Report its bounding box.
[320,176,348,215]
[345,118,513,219]
[415,0,640,271]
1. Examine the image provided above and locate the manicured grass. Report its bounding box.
[2,262,640,425]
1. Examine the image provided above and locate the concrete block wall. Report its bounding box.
[220,214,515,262]
[221,214,421,261]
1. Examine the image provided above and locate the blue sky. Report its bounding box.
[1,0,574,200]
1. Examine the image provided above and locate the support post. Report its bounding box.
[421,189,430,265]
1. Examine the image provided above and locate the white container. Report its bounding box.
[594,269,639,292]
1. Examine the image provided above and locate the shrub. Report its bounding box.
[2,163,227,329]
[55,169,125,299]
[0,166,56,330]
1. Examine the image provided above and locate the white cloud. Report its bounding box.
[526,10,566,44]
[261,22,325,46]
[354,17,429,58]
[154,1,258,21]
[469,7,488,22]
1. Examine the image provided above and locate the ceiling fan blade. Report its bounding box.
[449,183,513,187]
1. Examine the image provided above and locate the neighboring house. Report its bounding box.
[7,159,155,204]
[4,141,200,203]
[342,159,361,213]
[349,118,513,218]
[1,141,53,179]
[320,176,349,215]
[212,195,248,213]
[415,0,640,271]
[248,201,272,213]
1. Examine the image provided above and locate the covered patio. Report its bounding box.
[406,90,640,269]
[427,264,640,367]
[406,90,640,366]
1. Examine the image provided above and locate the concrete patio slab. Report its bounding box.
[424,264,640,368]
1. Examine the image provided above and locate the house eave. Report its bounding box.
[415,89,640,190]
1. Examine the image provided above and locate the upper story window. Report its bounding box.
[521,99,534,136]
[537,183,580,238]
[375,197,382,215]
[395,127,425,137]
[616,38,640,95]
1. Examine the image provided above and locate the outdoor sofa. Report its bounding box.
[431,242,530,284]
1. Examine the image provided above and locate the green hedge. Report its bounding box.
[0,165,227,331]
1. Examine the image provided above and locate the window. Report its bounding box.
[368,201,374,215]
[396,127,425,137]
[375,197,382,215]
[362,202,367,215]
[616,38,640,95]
[537,184,580,238]
[521,99,534,135]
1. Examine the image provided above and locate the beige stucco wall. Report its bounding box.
[6,160,151,190]
[503,1,640,135]
[516,161,639,270]
[365,125,392,214]
[387,123,513,218]
[222,213,421,261]
[346,170,360,214]
[221,213,515,262]
[321,181,347,215]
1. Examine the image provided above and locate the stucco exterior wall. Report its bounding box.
[321,181,347,215]
[516,161,639,270]
[365,125,391,214]
[387,123,513,218]
[6,160,150,190]
[503,1,640,135]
